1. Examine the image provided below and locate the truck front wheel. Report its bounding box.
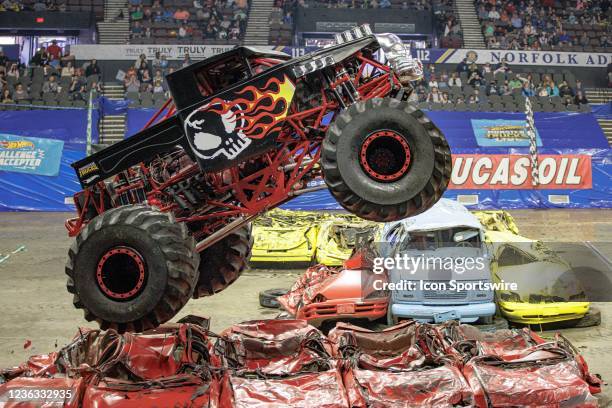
[66,205,199,332]
[321,98,451,222]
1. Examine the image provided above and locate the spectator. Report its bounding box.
[69,76,83,99]
[174,7,190,22]
[1,88,13,104]
[131,5,143,20]
[124,69,140,93]
[521,82,535,97]
[182,53,192,68]
[137,61,150,83]
[152,70,165,93]
[61,61,74,77]
[440,91,450,104]
[468,94,478,104]
[428,74,439,89]
[134,53,148,70]
[559,80,574,97]
[468,71,483,87]
[13,83,28,100]
[30,47,49,66]
[90,81,102,94]
[486,80,499,96]
[85,59,101,78]
[132,21,143,38]
[508,76,522,90]
[0,50,7,73]
[47,40,62,66]
[448,72,462,87]
[42,74,60,93]
[426,87,442,103]
[6,63,19,80]
[574,90,588,105]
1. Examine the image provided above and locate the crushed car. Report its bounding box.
[0,318,601,407]
[315,216,379,266]
[486,229,595,326]
[277,251,388,327]
[251,209,319,264]
[381,198,498,326]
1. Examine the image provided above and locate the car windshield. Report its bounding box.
[397,228,482,252]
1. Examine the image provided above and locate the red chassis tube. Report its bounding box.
[66,55,402,242]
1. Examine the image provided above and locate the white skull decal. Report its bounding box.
[185,102,252,160]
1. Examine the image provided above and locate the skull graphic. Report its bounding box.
[184,102,252,160]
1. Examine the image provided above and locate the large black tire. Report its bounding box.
[193,224,253,299]
[321,98,452,221]
[66,205,199,332]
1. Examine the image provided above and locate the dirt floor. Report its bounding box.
[0,209,610,405]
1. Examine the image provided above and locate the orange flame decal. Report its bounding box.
[204,75,295,139]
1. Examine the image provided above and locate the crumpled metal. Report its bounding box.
[0,317,602,407]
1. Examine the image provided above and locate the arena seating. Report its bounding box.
[128,0,249,44]
[476,0,611,51]
[0,0,105,20]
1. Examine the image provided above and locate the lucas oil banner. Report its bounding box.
[0,134,64,177]
[449,154,592,190]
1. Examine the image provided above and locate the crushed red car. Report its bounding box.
[277,252,388,327]
[0,317,602,407]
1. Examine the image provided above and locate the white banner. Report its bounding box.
[440,48,611,67]
[70,44,238,61]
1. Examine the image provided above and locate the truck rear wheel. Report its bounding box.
[321,98,451,221]
[66,205,199,332]
[193,224,253,298]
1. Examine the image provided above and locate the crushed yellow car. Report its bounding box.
[251,209,320,263]
[483,227,591,325]
[315,217,379,266]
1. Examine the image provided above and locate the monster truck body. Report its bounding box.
[65,25,452,332]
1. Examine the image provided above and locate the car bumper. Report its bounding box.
[390,302,496,323]
[297,298,388,325]
[498,301,589,324]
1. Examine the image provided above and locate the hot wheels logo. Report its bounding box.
[449,154,592,189]
[0,140,35,149]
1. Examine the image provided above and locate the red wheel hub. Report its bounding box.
[359,130,411,182]
[96,247,146,300]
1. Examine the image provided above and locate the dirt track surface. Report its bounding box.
[0,209,610,405]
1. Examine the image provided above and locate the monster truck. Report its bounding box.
[65,25,452,332]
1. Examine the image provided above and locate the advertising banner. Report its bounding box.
[70,43,611,67]
[471,119,542,147]
[0,110,90,211]
[449,154,592,190]
[431,48,611,67]
[0,134,64,176]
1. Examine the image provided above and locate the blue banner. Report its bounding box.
[0,110,90,211]
[470,119,542,148]
[0,107,610,211]
[0,134,64,176]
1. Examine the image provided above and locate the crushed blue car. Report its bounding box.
[380,199,497,325]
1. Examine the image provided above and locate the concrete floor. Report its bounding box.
[0,209,610,404]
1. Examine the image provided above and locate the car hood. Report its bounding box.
[495,260,587,302]
[390,246,491,282]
